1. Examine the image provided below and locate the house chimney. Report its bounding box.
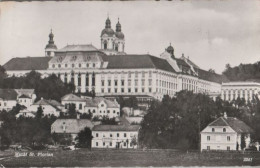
[224,112,227,119]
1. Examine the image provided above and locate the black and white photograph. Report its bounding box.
[0,0,260,167]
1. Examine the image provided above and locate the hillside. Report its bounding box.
[223,62,260,82]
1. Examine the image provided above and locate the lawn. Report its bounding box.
[0,149,259,167]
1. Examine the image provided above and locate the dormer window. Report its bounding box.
[58,64,61,68]
[212,128,215,132]
[72,64,75,68]
[223,128,226,132]
[52,64,55,68]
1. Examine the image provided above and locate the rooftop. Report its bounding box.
[57,44,98,52]
[51,119,94,133]
[92,125,140,132]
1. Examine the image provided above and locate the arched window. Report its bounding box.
[104,41,107,49]
[212,128,215,132]
[223,128,226,132]
[115,44,118,51]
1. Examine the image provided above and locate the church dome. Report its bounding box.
[45,30,57,49]
[101,17,115,37]
[115,32,124,39]
[166,44,174,53]
[115,19,124,39]
[101,28,115,37]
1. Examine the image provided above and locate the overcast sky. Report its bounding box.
[0,1,259,73]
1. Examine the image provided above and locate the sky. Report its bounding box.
[0,1,259,74]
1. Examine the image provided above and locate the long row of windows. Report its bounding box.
[95,141,132,147]
[95,132,130,138]
[207,135,230,141]
[62,73,95,86]
[52,63,97,69]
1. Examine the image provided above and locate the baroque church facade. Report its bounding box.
[3,17,226,101]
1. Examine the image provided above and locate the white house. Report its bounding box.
[92,125,140,149]
[201,113,253,151]
[61,93,120,119]
[27,98,64,117]
[16,109,36,118]
[51,119,97,142]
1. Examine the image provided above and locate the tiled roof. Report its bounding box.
[85,97,119,108]
[0,89,18,100]
[198,69,229,84]
[105,55,176,73]
[15,89,34,97]
[18,94,30,99]
[92,125,140,132]
[51,119,94,134]
[57,44,98,52]
[34,98,63,110]
[209,117,253,133]
[3,57,51,70]
[61,93,85,102]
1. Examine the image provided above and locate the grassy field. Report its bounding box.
[0,149,260,167]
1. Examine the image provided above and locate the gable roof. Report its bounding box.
[34,98,63,110]
[3,57,51,71]
[51,119,94,133]
[85,97,119,108]
[208,117,253,133]
[92,125,140,132]
[105,55,176,73]
[61,93,85,102]
[57,44,98,52]
[0,89,18,100]
[15,89,34,97]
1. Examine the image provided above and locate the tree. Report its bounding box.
[80,112,92,119]
[67,103,77,118]
[130,135,137,148]
[75,127,93,148]
[36,106,43,119]
[241,134,246,150]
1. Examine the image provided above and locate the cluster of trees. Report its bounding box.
[0,105,57,148]
[0,69,75,102]
[139,91,260,150]
[223,62,260,81]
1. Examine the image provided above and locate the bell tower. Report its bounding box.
[45,29,57,57]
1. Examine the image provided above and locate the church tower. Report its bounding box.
[100,17,126,55]
[45,29,57,57]
[114,18,125,53]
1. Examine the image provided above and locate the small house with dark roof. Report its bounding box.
[26,98,65,117]
[201,113,253,151]
[51,119,98,142]
[92,125,140,149]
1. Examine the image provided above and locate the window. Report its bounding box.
[86,63,89,68]
[107,110,110,113]
[115,80,118,86]
[142,88,145,92]
[207,136,210,141]
[121,80,124,86]
[79,63,81,68]
[117,133,119,137]
[149,88,152,93]
[149,79,152,86]
[58,64,61,68]
[115,88,117,93]
[212,128,215,132]
[121,88,124,93]
[135,88,138,93]
[96,142,98,146]
[72,64,75,68]
[96,133,99,137]
[113,110,116,113]
[108,80,111,86]
[110,134,112,137]
[124,133,127,137]
[108,88,111,93]
[102,80,105,86]
[103,142,105,146]
[128,88,131,93]
[223,128,226,132]
[207,146,210,150]
[52,64,55,68]
[227,146,230,151]
[227,136,230,141]
[65,64,68,68]
[79,104,82,110]
[110,142,112,146]
[104,41,107,49]
[101,89,104,93]
[93,63,95,68]
[124,142,126,147]
[142,79,145,86]
[128,80,131,86]
[101,104,104,107]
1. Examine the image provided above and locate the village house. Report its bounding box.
[26,98,65,117]
[51,119,98,142]
[0,89,36,111]
[61,93,120,119]
[91,125,140,149]
[200,113,253,151]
